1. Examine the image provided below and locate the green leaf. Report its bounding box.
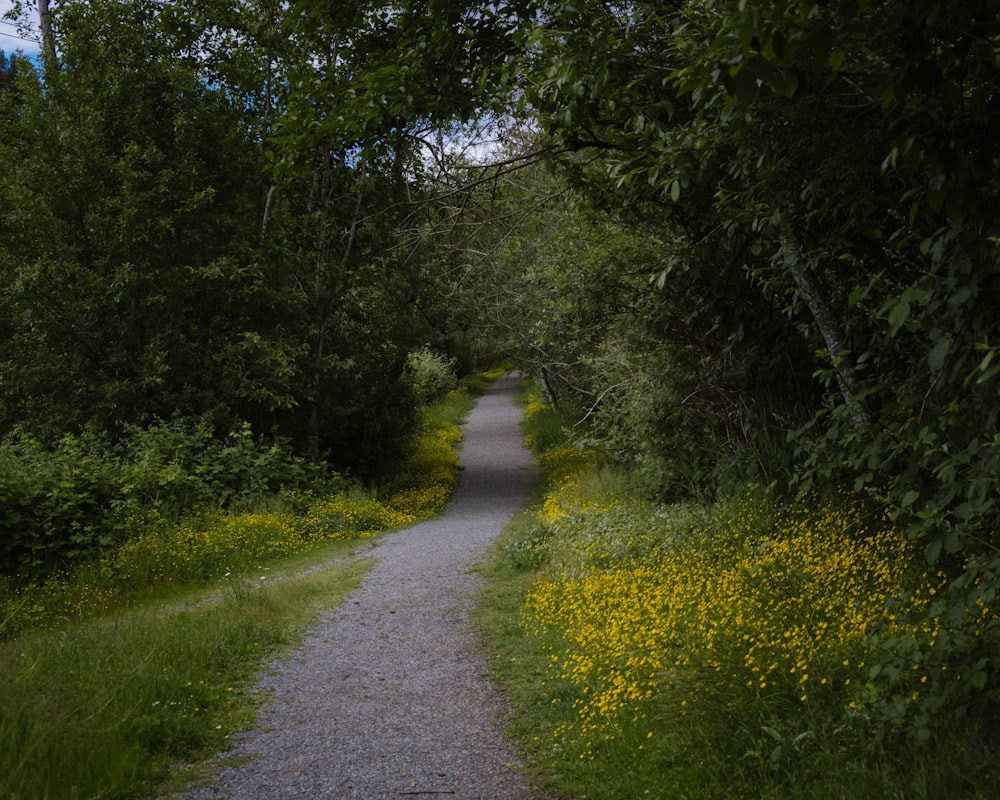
[975,350,1000,384]
[901,283,933,305]
[887,299,911,334]
[848,283,871,307]
[948,285,972,306]
[925,537,943,565]
[928,336,950,372]
[770,68,798,98]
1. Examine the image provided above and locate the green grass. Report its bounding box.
[0,556,373,800]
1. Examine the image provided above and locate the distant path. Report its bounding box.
[182,373,541,800]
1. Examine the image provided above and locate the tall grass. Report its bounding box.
[0,559,372,800]
[475,385,998,799]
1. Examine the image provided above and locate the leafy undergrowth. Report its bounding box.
[0,372,500,640]
[0,370,501,800]
[476,385,998,800]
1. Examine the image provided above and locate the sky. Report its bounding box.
[0,0,42,57]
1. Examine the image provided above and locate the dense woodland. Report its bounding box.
[1,0,999,760]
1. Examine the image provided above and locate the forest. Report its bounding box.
[1,0,999,797]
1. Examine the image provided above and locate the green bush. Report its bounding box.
[0,432,119,575]
[402,347,458,405]
[116,416,338,515]
[0,419,341,580]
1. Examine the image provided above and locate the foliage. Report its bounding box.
[0,3,296,440]
[0,432,119,576]
[117,417,342,513]
[517,0,1000,510]
[0,48,24,96]
[0,420,335,579]
[0,0,476,479]
[0,0,997,752]
[435,148,816,500]
[454,0,1000,736]
[0,376,478,638]
[520,387,573,457]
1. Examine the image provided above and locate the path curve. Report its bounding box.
[183,373,541,800]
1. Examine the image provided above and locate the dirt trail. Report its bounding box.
[180,373,543,800]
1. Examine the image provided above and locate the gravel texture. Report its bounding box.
[181,373,543,800]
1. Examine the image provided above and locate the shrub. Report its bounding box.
[117,416,338,516]
[0,375,478,638]
[0,432,120,575]
[0,419,340,581]
[402,347,458,405]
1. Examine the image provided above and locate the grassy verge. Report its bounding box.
[1,557,372,800]
[475,383,998,800]
[0,370,502,800]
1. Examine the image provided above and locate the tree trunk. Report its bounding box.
[539,364,558,409]
[37,0,59,73]
[260,183,276,241]
[783,236,871,429]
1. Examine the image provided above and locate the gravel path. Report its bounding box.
[182,373,542,800]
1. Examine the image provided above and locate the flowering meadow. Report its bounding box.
[485,387,998,799]
[523,490,931,745]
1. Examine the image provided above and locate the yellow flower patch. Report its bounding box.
[539,445,595,488]
[521,490,940,749]
[303,495,414,538]
[383,423,462,520]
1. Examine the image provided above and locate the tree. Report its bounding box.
[346,0,999,725]
[0,0,300,440]
[0,49,21,91]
